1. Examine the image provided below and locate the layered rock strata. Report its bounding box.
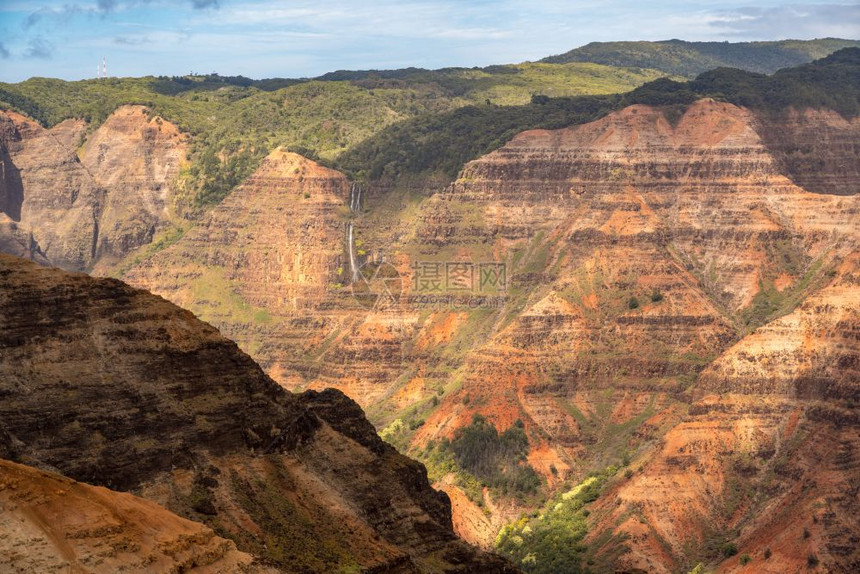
[0,253,515,573]
[118,98,859,570]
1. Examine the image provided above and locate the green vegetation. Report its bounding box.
[555,393,658,468]
[541,38,860,77]
[226,461,361,573]
[317,62,671,106]
[337,47,860,188]
[739,255,831,330]
[2,48,857,214]
[721,542,739,557]
[422,442,487,506]
[336,94,620,180]
[689,47,860,117]
[448,415,542,497]
[419,415,543,506]
[495,469,615,573]
[0,62,664,210]
[113,223,189,277]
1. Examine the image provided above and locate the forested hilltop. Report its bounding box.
[0,61,667,210]
[337,47,860,182]
[541,38,860,77]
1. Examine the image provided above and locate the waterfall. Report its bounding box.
[349,182,362,212]
[346,182,362,283]
[347,222,360,283]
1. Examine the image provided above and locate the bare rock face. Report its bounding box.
[431,100,857,311]
[0,253,516,573]
[0,106,187,271]
[415,99,856,436]
[0,459,271,574]
[80,105,188,267]
[123,149,420,407]
[126,148,345,314]
[699,254,860,399]
[0,112,100,270]
[591,260,860,572]
[122,148,379,400]
[0,213,48,264]
[589,259,858,573]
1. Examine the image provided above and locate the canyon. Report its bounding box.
[122,97,859,571]
[0,49,858,573]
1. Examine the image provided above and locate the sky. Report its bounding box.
[0,0,858,82]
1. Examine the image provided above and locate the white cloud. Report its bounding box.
[1,0,857,81]
[705,3,860,38]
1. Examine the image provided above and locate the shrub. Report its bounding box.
[721,542,738,557]
[764,548,772,560]
[739,554,751,565]
[627,296,640,310]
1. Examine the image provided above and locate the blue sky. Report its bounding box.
[0,1,858,82]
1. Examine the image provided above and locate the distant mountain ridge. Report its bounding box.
[541,38,860,77]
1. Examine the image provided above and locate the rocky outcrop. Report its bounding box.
[0,106,187,271]
[588,391,860,573]
[433,100,858,311]
[414,98,857,444]
[0,213,48,265]
[0,253,516,573]
[589,263,860,571]
[0,112,100,270]
[583,259,859,573]
[0,459,270,573]
[81,105,188,268]
[699,254,860,399]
